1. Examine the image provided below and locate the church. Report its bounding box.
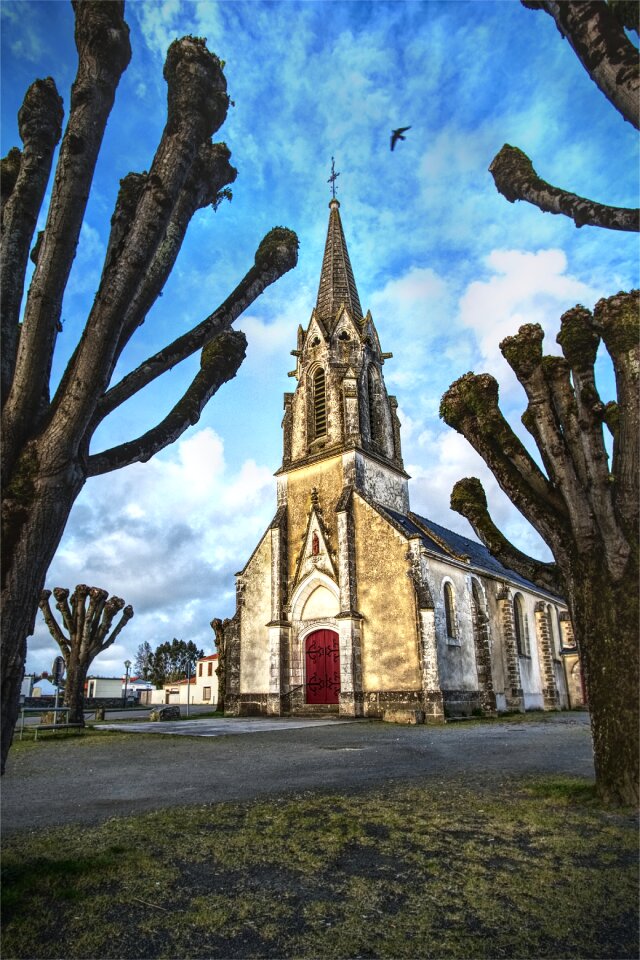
[224,197,583,721]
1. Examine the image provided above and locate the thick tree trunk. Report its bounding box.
[63,657,90,726]
[568,554,639,806]
[1,452,83,772]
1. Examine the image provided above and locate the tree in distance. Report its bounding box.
[442,0,639,805]
[134,638,204,689]
[39,585,133,725]
[0,1,298,772]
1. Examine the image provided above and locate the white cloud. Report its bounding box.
[457,247,598,400]
[28,428,276,676]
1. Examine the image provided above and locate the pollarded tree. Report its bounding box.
[0,0,298,769]
[440,290,639,805]
[39,585,134,725]
[0,1,298,772]
[489,1,639,232]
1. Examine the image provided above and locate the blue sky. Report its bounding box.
[2,0,638,677]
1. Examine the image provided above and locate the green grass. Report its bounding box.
[2,775,637,960]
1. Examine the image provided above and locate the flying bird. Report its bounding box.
[390,126,411,151]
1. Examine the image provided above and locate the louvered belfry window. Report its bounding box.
[313,367,327,438]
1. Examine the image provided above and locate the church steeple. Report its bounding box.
[315,199,363,331]
[279,196,408,510]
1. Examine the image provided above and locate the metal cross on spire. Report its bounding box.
[328,156,340,199]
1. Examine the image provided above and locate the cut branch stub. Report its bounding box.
[500,323,544,379]
[489,144,640,232]
[593,288,640,359]
[557,305,600,369]
[72,0,132,78]
[17,77,64,152]
[164,37,228,138]
[450,477,562,594]
[255,227,300,274]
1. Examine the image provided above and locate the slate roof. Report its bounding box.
[315,199,363,329]
[383,506,561,600]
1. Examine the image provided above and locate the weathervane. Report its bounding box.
[328,156,340,199]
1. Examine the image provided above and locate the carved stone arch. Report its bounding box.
[470,577,496,715]
[290,570,340,623]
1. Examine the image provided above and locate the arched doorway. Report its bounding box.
[305,630,340,704]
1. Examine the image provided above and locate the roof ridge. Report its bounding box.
[408,511,469,562]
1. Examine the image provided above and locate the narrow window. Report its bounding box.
[513,594,528,656]
[444,582,456,638]
[313,367,327,438]
[203,686,211,701]
[208,661,213,676]
[198,663,203,677]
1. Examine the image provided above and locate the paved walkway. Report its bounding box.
[98,717,352,737]
[2,713,593,836]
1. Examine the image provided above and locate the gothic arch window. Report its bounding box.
[313,367,327,438]
[444,581,456,640]
[513,593,530,656]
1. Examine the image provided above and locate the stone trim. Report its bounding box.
[534,601,560,710]
[470,579,497,716]
[496,586,524,711]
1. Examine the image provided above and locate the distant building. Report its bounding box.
[141,654,219,706]
[224,199,578,721]
[85,677,153,700]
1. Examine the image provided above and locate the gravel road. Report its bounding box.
[1,712,593,837]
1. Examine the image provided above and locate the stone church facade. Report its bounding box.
[225,199,582,721]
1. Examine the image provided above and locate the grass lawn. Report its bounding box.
[2,773,637,960]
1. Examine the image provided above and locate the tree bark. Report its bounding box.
[489,145,639,232]
[522,1,640,128]
[441,291,639,805]
[0,4,298,775]
[567,554,639,806]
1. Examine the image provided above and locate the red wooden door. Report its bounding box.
[305,630,340,704]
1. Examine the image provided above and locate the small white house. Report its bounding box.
[152,654,219,706]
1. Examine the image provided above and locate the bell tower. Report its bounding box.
[279,197,409,512]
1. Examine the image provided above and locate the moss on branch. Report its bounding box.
[164,37,228,138]
[557,305,600,368]
[500,324,544,378]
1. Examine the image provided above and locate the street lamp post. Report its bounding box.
[123,659,131,707]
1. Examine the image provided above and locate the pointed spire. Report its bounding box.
[315,199,363,330]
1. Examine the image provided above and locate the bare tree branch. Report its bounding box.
[1,80,63,407]
[592,289,640,531]
[450,477,562,594]
[48,36,229,452]
[522,1,640,128]
[93,227,299,424]
[2,2,131,476]
[439,371,568,552]
[88,330,247,476]
[489,145,639,231]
